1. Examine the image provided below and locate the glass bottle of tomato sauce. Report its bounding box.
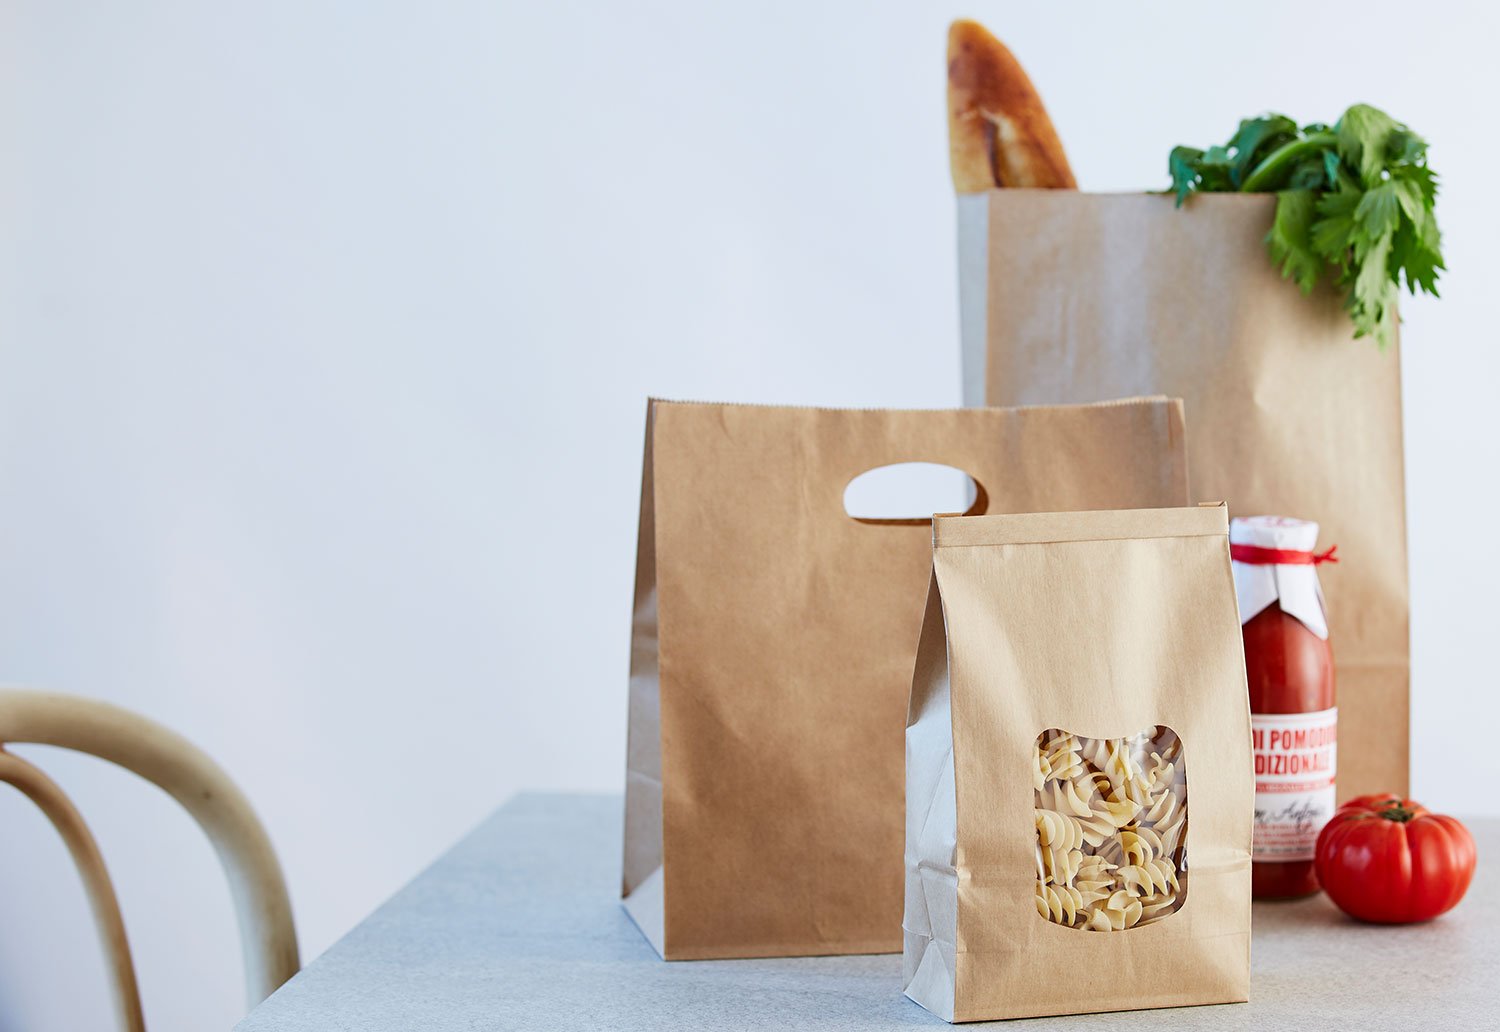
[1230,516,1337,899]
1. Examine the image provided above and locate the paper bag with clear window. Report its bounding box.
[623,397,1189,960]
[905,504,1251,1021]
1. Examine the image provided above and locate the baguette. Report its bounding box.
[947,20,1077,193]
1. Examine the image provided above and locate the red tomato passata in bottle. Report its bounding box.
[1230,516,1338,900]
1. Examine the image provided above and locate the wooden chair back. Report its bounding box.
[0,689,300,1030]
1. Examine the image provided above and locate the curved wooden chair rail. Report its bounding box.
[0,689,300,1030]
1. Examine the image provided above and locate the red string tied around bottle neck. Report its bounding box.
[1229,543,1339,566]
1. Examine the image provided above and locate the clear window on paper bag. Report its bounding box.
[1033,727,1188,931]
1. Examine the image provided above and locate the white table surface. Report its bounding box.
[236,793,1496,1030]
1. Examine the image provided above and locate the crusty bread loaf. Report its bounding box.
[947,20,1077,193]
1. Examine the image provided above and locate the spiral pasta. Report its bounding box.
[1033,727,1187,931]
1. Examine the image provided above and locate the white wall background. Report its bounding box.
[1,2,1495,1028]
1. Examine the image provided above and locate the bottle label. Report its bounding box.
[1250,707,1337,861]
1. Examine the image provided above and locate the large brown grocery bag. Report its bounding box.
[905,505,1251,1022]
[622,397,1189,960]
[958,190,1409,800]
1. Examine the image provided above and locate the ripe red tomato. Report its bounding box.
[1314,794,1476,924]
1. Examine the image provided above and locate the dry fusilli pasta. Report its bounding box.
[1033,726,1187,931]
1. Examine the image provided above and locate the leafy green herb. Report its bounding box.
[1169,105,1443,347]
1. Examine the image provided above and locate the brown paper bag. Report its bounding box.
[959,190,1409,801]
[904,504,1251,1022]
[623,397,1190,960]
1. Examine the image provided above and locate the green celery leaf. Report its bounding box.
[1392,163,1439,207]
[1287,154,1331,190]
[1349,232,1396,343]
[1310,186,1362,262]
[1166,103,1443,346]
[1267,190,1323,294]
[1169,146,1204,206]
[1392,176,1425,224]
[1354,181,1402,246]
[1392,217,1444,296]
[1195,145,1234,192]
[1322,149,1342,189]
[1369,287,1400,349]
[1228,115,1299,187]
[1336,104,1399,185]
[1387,128,1428,165]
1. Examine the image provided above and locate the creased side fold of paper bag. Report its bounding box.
[621,403,666,956]
[904,570,960,1022]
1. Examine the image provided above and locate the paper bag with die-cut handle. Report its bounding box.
[622,396,1189,960]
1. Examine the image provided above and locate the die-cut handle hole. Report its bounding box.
[843,462,987,526]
